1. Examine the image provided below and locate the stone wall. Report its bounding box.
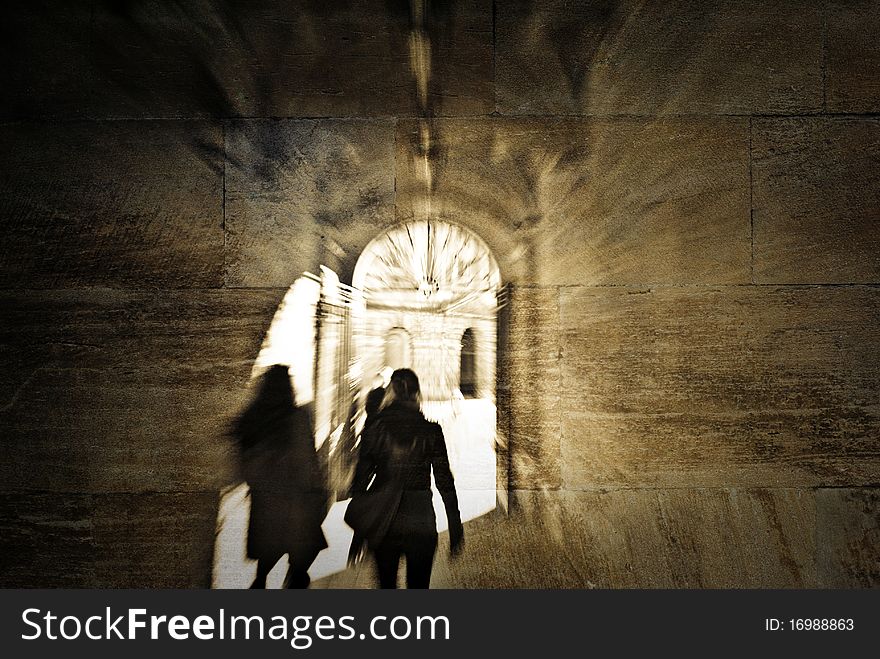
[1,0,877,587]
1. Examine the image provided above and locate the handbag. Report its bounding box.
[344,484,402,546]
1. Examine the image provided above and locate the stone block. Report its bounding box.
[0,121,223,288]
[0,492,96,587]
[753,118,880,284]
[0,491,218,587]
[225,119,396,287]
[427,488,817,588]
[506,286,561,489]
[395,117,750,286]
[559,286,880,488]
[496,0,823,115]
[0,289,283,492]
[2,0,492,119]
[817,488,880,587]
[826,1,880,113]
[93,492,218,588]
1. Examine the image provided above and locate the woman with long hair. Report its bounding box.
[348,368,463,588]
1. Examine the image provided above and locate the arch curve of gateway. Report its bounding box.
[213,219,505,588]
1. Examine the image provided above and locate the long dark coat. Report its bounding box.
[242,405,329,563]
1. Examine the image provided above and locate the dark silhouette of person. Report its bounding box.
[234,364,329,588]
[350,368,463,588]
[364,383,385,428]
[344,376,386,556]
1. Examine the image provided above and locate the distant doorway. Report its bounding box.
[459,328,477,398]
[384,327,412,371]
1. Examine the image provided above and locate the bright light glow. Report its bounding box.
[250,276,320,405]
[353,219,501,310]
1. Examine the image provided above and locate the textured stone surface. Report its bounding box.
[0,492,218,587]
[0,493,96,587]
[315,488,817,588]
[559,286,880,488]
[752,118,880,284]
[496,0,823,115]
[0,289,283,492]
[1,0,492,119]
[817,488,880,588]
[0,121,223,288]
[225,119,396,287]
[395,117,751,286]
[506,287,561,489]
[93,492,218,588]
[827,1,880,113]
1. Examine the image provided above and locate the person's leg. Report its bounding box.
[285,547,320,589]
[373,537,403,589]
[251,556,278,588]
[404,533,438,589]
[285,568,310,589]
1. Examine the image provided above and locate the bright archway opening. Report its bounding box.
[352,219,502,533]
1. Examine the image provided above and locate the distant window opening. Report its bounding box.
[459,328,477,398]
[384,327,412,371]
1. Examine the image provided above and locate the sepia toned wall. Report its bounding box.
[1,0,877,587]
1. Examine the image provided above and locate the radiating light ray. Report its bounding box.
[353,219,501,313]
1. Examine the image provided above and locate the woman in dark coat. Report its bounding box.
[235,364,329,588]
[349,368,463,589]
